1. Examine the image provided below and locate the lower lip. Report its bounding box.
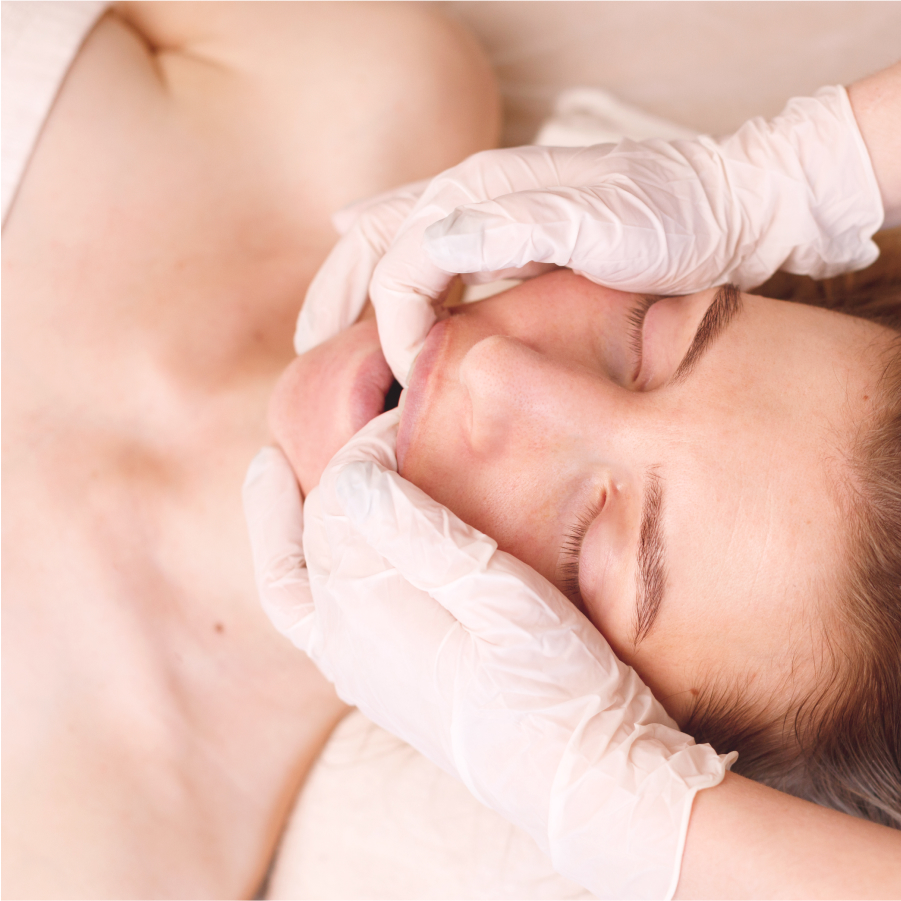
[346,344,395,435]
[396,319,451,472]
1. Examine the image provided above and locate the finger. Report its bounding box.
[330,458,661,724]
[319,410,614,659]
[459,263,556,287]
[318,410,499,606]
[330,178,431,236]
[423,183,689,289]
[242,447,315,651]
[367,147,592,382]
[368,144,622,382]
[294,189,421,355]
[320,407,401,475]
[422,186,603,271]
[303,466,465,773]
[332,457,497,588]
[369,227,454,385]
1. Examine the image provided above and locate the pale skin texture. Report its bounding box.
[271,271,901,898]
[1,3,499,898]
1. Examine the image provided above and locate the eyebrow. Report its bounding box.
[671,283,743,384]
[631,284,744,646]
[633,470,666,647]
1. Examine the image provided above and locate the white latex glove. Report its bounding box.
[298,84,883,384]
[243,412,736,900]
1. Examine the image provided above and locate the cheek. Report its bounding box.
[402,437,575,586]
[472,279,640,384]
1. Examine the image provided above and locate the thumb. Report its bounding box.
[242,447,315,651]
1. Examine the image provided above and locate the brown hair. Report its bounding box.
[685,227,901,828]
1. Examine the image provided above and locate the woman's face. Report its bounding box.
[393,271,891,722]
[271,270,892,724]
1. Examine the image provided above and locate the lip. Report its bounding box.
[396,318,452,472]
[346,341,395,435]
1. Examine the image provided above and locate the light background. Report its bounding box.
[440,1,901,145]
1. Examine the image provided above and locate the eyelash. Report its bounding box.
[625,295,659,382]
[559,496,606,607]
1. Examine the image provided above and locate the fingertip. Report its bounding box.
[379,306,435,386]
[384,339,420,388]
[334,461,378,527]
[331,204,361,237]
[243,446,287,491]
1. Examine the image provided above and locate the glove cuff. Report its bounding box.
[548,723,736,900]
[778,84,883,280]
[718,84,884,289]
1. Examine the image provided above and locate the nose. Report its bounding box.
[458,334,645,461]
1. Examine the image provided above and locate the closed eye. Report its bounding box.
[625,294,665,385]
[627,285,743,389]
[559,494,605,613]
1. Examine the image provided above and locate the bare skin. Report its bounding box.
[1,3,499,898]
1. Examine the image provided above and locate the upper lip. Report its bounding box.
[395,318,451,472]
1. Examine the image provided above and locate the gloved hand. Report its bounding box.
[297,84,884,384]
[293,179,428,358]
[243,411,736,901]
